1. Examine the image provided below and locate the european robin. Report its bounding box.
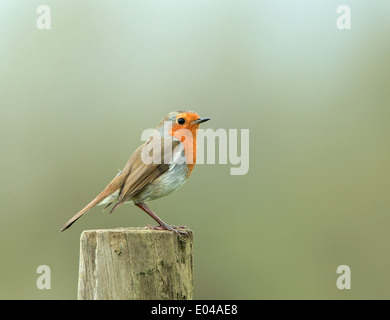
[60,111,210,234]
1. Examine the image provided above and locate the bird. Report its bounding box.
[60,111,210,234]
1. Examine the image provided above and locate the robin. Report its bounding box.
[60,111,210,234]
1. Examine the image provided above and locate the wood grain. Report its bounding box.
[77,227,193,300]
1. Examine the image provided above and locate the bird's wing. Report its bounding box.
[61,136,182,231]
[109,137,182,212]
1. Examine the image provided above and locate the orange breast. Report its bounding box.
[170,125,198,178]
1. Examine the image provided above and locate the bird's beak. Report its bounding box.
[192,117,210,124]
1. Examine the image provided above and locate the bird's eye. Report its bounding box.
[177,118,185,125]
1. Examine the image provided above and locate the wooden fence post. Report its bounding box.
[77,227,193,300]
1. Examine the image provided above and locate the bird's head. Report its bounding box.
[157,111,210,141]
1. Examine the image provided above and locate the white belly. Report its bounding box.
[132,162,189,203]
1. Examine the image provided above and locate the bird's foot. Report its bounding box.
[146,224,187,235]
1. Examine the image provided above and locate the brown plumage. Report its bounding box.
[60,111,210,233]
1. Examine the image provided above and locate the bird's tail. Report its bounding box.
[60,187,119,232]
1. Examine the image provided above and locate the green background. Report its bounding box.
[1,0,389,299]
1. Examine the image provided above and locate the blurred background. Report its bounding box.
[0,0,389,299]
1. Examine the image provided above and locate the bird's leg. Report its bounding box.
[135,202,186,235]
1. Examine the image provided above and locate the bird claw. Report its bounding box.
[146,224,187,235]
